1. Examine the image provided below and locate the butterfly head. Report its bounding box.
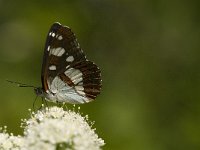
[34,87,44,97]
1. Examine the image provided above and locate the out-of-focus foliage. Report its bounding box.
[0,0,200,149]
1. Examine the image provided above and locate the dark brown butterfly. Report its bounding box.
[34,22,102,104]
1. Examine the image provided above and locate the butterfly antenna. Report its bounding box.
[6,80,36,88]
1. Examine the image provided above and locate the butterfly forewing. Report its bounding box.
[41,22,101,104]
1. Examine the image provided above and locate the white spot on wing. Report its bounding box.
[58,35,63,40]
[51,47,65,56]
[47,46,50,51]
[64,68,83,84]
[66,65,70,69]
[66,56,74,62]
[64,68,74,78]
[52,32,55,37]
[49,65,56,70]
[77,90,85,96]
[77,43,80,48]
[65,68,79,78]
[71,72,83,81]
[75,86,84,91]
[73,77,83,84]
[57,48,65,56]
[55,22,61,25]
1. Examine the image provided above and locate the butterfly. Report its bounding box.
[33,22,102,104]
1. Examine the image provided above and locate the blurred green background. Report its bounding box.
[0,0,200,149]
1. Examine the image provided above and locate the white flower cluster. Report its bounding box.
[0,131,23,150]
[0,106,105,150]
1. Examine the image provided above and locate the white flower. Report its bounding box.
[0,132,24,150]
[0,106,105,150]
[23,106,105,150]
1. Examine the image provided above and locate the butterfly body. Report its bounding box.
[36,22,102,104]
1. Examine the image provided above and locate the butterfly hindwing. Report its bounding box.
[71,61,101,99]
[41,22,101,104]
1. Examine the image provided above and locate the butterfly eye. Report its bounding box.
[34,88,43,96]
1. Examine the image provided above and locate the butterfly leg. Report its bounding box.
[44,99,49,109]
[32,96,38,112]
[37,97,45,110]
